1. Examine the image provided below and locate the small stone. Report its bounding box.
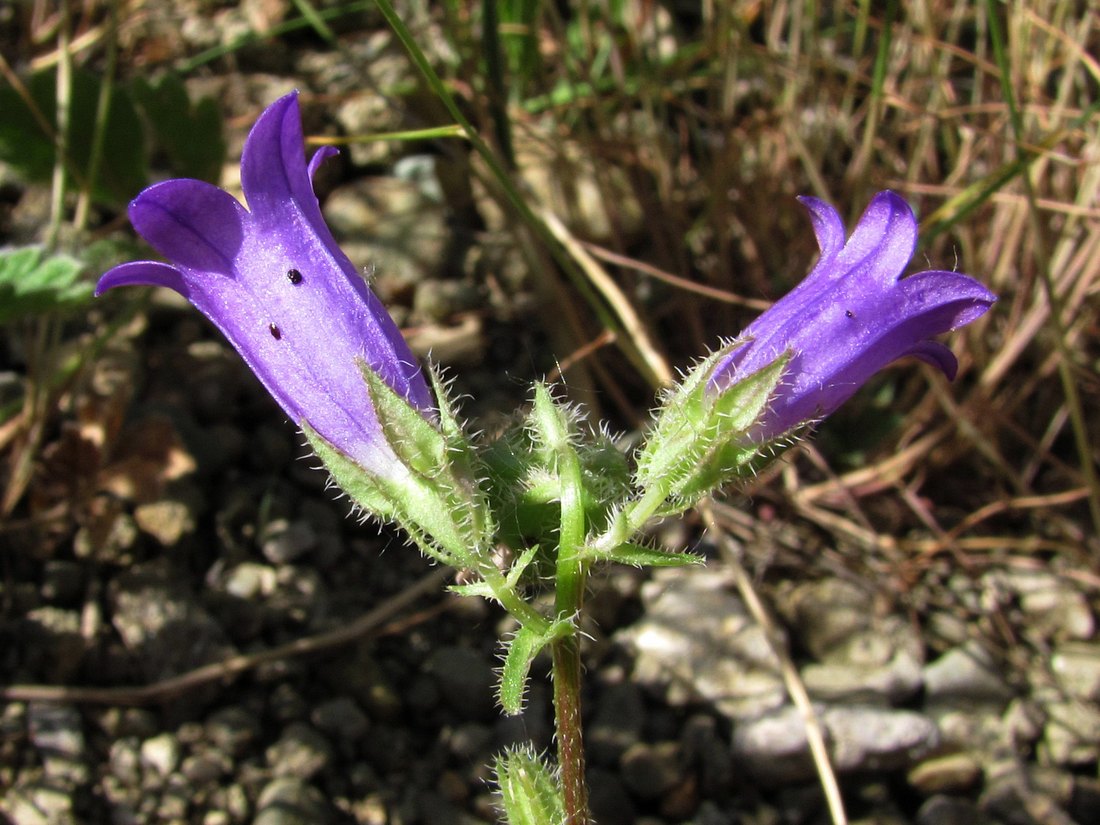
[157,773,190,819]
[984,568,1095,642]
[1042,699,1100,765]
[254,777,333,825]
[801,649,923,704]
[140,732,181,777]
[260,519,317,565]
[181,751,230,784]
[786,579,875,660]
[107,737,141,787]
[310,697,370,742]
[134,498,197,546]
[907,752,982,794]
[425,646,497,722]
[2,783,76,825]
[266,722,333,780]
[1051,643,1100,700]
[620,741,682,800]
[615,567,785,720]
[223,562,278,600]
[923,640,1014,706]
[27,703,87,785]
[732,705,939,784]
[1002,698,1045,748]
[205,707,261,758]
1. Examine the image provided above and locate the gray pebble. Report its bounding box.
[27,703,87,785]
[620,740,683,800]
[311,696,370,742]
[266,722,333,780]
[923,640,1014,706]
[588,681,646,766]
[253,777,332,825]
[426,646,497,722]
[205,707,261,758]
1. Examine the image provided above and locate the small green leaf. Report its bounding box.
[0,247,92,324]
[498,619,570,715]
[448,545,541,600]
[592,541,702,568]
[495,747,565,825]
[131,74,226,183]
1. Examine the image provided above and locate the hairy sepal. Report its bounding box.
[305,364,494,568]
[494,747,566,825]
[636,345,789,506]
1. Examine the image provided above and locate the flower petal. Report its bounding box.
[239,92,328,233]
[307,145,339,181]
[905,341,958,380]
[797,196,847,263]
[129,180,246,273]
[96,261,188,296]
[834,190,917,286]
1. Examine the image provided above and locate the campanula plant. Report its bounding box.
[98,92,995,825]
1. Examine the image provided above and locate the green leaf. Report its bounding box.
[0,68,147,206]
[131,74,226,183]
[498,618,570,715]
[494,747,565,825]
[0,247,92,325]
[592,541,702,568]
[449,545,540,600]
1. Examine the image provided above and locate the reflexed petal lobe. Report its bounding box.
[129,179,246,273]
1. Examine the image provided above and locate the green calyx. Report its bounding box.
[304,362,494,569]
[635,343,790,512]
[495,747,566,825]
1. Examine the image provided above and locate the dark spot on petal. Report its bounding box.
[286,268,303,284]
[845,310,855,319]
[269,323,282,339]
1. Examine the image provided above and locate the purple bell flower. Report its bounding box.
[97,92,434,478]
[710,191,995,441]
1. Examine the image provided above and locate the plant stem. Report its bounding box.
[552,401,590,825]
[551,635,588,825]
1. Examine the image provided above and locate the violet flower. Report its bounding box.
[710,191,995,441]
[97,92,434,477]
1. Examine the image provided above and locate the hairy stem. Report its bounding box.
[552,408,590,824]
[551,635,588,825]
